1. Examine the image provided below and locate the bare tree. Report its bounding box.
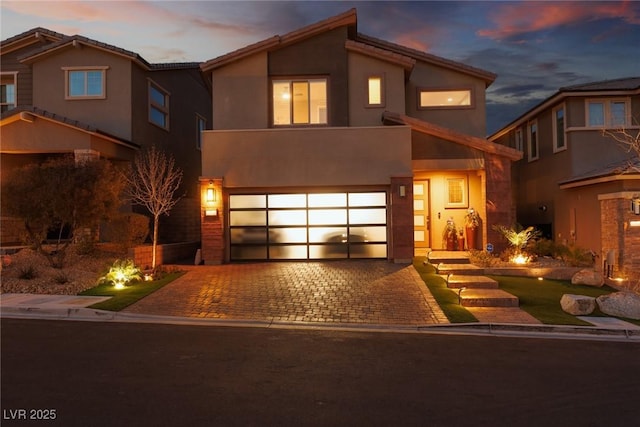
[604,119,640,172]
[126,146,183,269]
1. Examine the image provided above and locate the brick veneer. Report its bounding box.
[129,241,200,270]
[390,176,414,263]
[200,178,224,264]
[484,153,515,253]
[599,192,640,283]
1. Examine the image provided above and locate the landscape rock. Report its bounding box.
[560,294,596,316]
[596,292,640,320]
[571,269,604,287]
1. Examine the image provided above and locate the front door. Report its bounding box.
[413,180,430,250]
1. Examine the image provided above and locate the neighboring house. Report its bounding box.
[198,9,522,264]
[0,28,211,244]
[490,77,640,280]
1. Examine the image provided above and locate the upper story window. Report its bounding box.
[418,88,472,109]
[272,79,327,126]
[514,128,524,152]
[63,66,108,99]
[196,114,207,150]
[148,80,170,130]
[586,98,630,128]
[1,73,17,113]
[527,120,539,161]
[367,75,384,107]
[553,105,566,152]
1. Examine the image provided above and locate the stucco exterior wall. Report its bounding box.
[201,126,413,188]
[405,62,487,137]
[211,52,269,129]
[31,46,133,140]
[347,52,406,127]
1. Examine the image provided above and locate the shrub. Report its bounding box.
[18,265,38,280]
[493,224,541,251]
[54,271,71,284]
[98,259,142,288]
[468,249,496,267]
[559,245,595,267]
[102,213,150,249]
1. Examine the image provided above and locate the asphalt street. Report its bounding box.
[2,318,639,427]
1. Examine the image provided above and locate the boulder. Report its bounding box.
[560,294,596,316]
[596,292,640,320]
[571,269,604,287]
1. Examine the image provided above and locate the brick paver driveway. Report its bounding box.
[124,261,448,326]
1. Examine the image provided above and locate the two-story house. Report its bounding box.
[1,28,211,244]
[198,9,522,264]
[490,77,640,279]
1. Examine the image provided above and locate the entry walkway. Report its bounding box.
[124,261,449,326]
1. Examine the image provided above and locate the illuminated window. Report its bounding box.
[1,73,16,113]
[587,98,629,128]
[528,120,539,161]
[149,80,169,130]
[272,79,327,126]
[367,75,383,106]
[553,105,566,152]
[196,115,206,150]
[419,89,472,108]
[446,177,467,208]
[63,67,107,99]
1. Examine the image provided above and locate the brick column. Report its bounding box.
[390,176,414,263]
[200,178,224,265]
[599,192,640,284]
[484,153,515,253]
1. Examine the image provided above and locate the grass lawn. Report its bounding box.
[413,258,478,323]
[78,271,184,311]
[414,256,640,327]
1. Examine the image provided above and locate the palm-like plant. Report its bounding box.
[493,224,541,251]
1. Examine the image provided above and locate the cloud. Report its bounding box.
[478,0,640,42]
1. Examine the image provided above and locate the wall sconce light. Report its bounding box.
[631,198,640,215]
[399,185,406,198]
[206,188,216,203]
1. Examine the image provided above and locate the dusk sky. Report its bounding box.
[2,0,639,134]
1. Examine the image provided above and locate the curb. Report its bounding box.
[2,307,639,341]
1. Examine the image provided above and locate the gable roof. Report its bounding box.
[490,77,640,140]
[383,111,522,161]
[0,27,65,55]
[201,9,357,72]
[558,157,640,189]
[0,106,138,150]
[200,8,496,85]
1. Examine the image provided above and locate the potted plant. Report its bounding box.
[442,217,457,251]
[464,208,480,250]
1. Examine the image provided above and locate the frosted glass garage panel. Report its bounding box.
[350,244,387,258]
[308,209,347,225]
[269,245,308,260]
[275,228,308,243]
[348,192,386,207]
[309,244,348,259]
[269,210,307,226]
[268,194,307,208]
[230,210,266,226]
[350,226,387,242]
[230,246,267,260]
[229,195,266,209]
[348,208,386,224]
[230,228,268,244]
[308,193,347,207]
[309,227,347,243]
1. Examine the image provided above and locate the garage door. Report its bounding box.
[229,192,387,260]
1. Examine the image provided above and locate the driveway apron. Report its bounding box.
[123,261,448,326]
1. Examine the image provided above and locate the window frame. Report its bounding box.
[148,79,170,131]
[585,98,631,129]
[552,104,566,153]
[271,77,328,127]
[366,74,385,108]
[514,128,524,152]
[445,176,468,209]
[0,72,18,113]
[62,66,108,100]
[417,87,474,110]
[527,120,539,162]
[196,114,207,150]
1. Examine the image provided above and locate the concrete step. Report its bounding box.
[428,251,470,265]
[444,275,499,289]
[456,289,519,308]
[435,263,483,275]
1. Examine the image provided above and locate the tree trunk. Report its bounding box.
[152,215,159,269]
